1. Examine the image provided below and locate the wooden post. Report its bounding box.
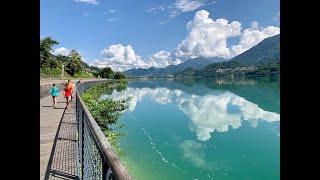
[62,63,64,82]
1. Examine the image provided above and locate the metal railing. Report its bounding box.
[76,80,133,180]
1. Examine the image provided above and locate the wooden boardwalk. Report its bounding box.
[40,92,78,180]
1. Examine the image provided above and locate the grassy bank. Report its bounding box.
[40,68,96,79]
[40,68,72,78]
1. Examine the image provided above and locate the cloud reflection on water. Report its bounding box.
[179,140,210,169]
[102,87,280,141]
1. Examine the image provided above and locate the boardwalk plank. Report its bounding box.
[40,92,77,180]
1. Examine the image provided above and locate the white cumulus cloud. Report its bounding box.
[106,18,119,22]
[91,44,150,72]
[91,47,182,71]
[146,7,157,13]
[272,12,280,22]
[250,21,259,30]
[175,10,242,60]
[147,51,181,68]
[160,20,170,25]
[174,10,280,60]
[74,0,98,5]
[53,47,71,56]
[175,0,205,12]
[170,0,215,18]
[147,0,211,19]
[231,22,280,55]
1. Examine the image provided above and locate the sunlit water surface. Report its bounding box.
[101,77,280,180]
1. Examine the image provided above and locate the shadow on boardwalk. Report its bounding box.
[44,99,78,180]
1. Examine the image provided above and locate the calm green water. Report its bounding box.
[102,77,280,180]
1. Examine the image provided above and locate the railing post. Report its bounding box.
[76,94,79,180]
[76,92,84,180]
[81,111,85,180]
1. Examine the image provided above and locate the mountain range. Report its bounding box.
[124,57,227,77]
[229,34,280,65]
[124,34,280,77]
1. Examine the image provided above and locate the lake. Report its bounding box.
[101,77,280,180]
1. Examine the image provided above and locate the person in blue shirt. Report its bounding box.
[50,83,59,108]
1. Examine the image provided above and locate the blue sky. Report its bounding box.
[40,0,280,71]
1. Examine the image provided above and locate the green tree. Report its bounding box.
[48,59,58,68]
[89,66,101,72]
[100,67,114,78]
[69,49,81,60]
[40,37,59,68]
[56,54,70,63]
[66,50,83,76]
[114,72,126,79]
[81,61,90,69]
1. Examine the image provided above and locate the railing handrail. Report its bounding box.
[76,80,133,180]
